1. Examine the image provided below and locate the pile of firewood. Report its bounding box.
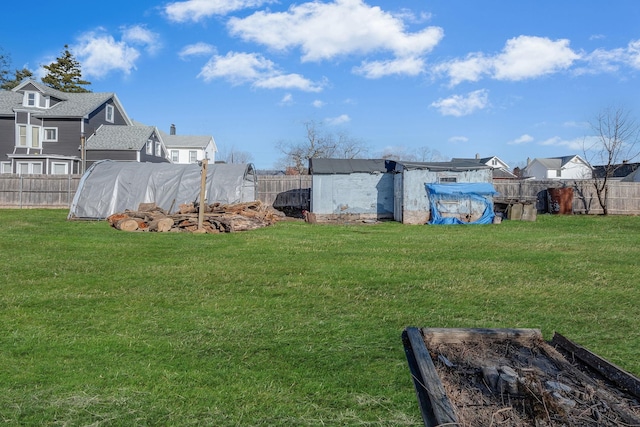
[107,201,285,233]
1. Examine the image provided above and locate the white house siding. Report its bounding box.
[397,168,493,224]
[311,172,394,220]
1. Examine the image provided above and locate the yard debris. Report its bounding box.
[107,201,285,233]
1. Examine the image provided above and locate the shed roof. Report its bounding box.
[309,158,393,174]
[397,160,491,171]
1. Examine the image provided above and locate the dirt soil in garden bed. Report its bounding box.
[427,337,640,426]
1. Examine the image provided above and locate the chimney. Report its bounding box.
[475,153,480,159]
[527,157,531,165]
[170,124,176,135]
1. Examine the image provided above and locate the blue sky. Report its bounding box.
[2,0,639,169]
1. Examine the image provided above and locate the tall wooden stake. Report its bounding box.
[197,159,208,231]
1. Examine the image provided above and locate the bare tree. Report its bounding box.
[378,145,446,162]
[218,145,254,164]
[584,106,640,215]
[276,120,369,174]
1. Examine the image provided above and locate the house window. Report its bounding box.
[1,162,11,174]
[555,169,562,177]
[155,141,161,157]
[16,125,41,148]
[52,162,68,175]
[18,125,27,146]
[439,177,457,183]
[146,140,152,155]
[31,127,40,148]
[171,150,179,162]
[189,150,197,163]
[491,159,497,166]
[17,161,43,175]
[106,104,114,123]
[44,127,58,142]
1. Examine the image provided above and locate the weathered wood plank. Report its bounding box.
[551,332,640,399]
[403,327,458,427]
[421,327,542,346]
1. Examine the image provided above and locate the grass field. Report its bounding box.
[1,210,639,426]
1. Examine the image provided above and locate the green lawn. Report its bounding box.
[1,210,639,426]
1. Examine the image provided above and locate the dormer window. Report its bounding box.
[106,105,114,123]
[23,91,41,107]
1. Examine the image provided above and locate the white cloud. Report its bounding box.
[164,0,274,23]
[433,53,492,86]
[73,30,142,78]
[448,136,469,143]
[198,51,276,84]
[198,51,324,91]
[228,0,443,73]
[539,136,584,150]
[353,56,425,79]
[508,134,534,145]
[254,73,323,92]
[576,39,640,75]
[436,36,580,85]
[179,42,216,60]
[430,89,489,117]
[121,25,161,54]
[312,100,325,108]
[325,114,351,125]
[493,36,579,80]
[279,93,294,106]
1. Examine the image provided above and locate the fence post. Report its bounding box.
[19,175,23,209]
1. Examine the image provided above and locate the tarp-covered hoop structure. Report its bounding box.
[69,160,256,219]
[426,182,498,225]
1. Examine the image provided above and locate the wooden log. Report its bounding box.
[115,218,139,231]
[148,217,174,232]
[107,213,129,227]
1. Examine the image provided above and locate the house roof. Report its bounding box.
[309,158,393,174]
[592,162,640,178]
[529,155,589,170]
[159,130,215,150]
[85,125,158,150]
[0,80,131,124]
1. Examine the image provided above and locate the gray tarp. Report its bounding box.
[69,160,256,219]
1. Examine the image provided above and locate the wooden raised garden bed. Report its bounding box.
[402,327,640,426]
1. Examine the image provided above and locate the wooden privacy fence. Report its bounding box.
[1,174,637,215]
[0,174,312,210]
[257,175,311,211]
[0,174,81,208]
[493,180,640,215]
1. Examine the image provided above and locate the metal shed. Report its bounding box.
[393,161,494,224]
[309,158,395,222]
[68,160,256,219]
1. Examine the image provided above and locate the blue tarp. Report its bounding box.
[426,182,498,225]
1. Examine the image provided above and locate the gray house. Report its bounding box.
[0,80,131,175]
[309,158,495,224]
[85,124,169,168]
[0,80,212,175]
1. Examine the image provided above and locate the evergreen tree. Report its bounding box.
[41,45,91,93]
[0,47,34,90]
[1,68,34,90]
